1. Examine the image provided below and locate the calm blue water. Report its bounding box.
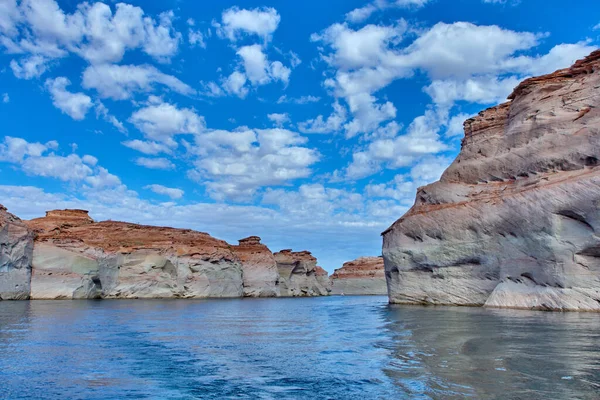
[1,296,599,399]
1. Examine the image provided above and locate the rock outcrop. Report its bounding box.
[274,250,330,296]
[0,205,34,300]
[232,236,280,297]
[330,256,386,295]
[383,51,600,311]
[26,210,243,299]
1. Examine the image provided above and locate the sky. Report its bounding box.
[0,0,598,272]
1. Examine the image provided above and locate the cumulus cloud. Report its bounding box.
[0,136,121,186]
[187,128,320,201]
[129,100,205,145]
[144,184,184,199]
[267,113,290,127]
[2,93,9,103]
[134,157,175,170]
[341,111,447,180]
[82,64,195,100]
[217,6,280,42]
[3,0,182,79]
[311,19,596,140]
[122,139,172,155]
[45,77,92,120]
[298,102,347,134]
[346,0,432,24]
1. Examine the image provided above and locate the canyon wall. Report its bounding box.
[0,207,332,300]
[274,250,330,296]
[383,51,600,311]
[330,256,386,295]
[0,206,34,300]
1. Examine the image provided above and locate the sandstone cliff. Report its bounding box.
[0,205,34,299]
[26,210,243,299]
[231,236,280,297]
[330,256,386,295]
[383,51,600,311]
[274,250,330,296]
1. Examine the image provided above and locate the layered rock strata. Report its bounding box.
[231,236,280,297]
[274,250,330,296]
[26,210,243,299]
[0,207,332,300]
[330,256,387,295]
[383,51,600,311]
[0,206,34,300]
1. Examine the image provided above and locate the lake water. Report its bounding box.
[1,296,599,399]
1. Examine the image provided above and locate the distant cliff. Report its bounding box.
[0,206,331,300]
[330,257,386,295]
[383,50,600,311]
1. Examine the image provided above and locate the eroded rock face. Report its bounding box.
[330,257,386,295]
[383,51,600,311]
[26,211,243,299]
[274,250,330,296]
[0,205,34,300]
[232,236,280,297]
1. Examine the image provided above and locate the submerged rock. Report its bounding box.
[383,51,600,311]
[330,256,386,295]
[26,211,243,299]
[232,236,280,297]
[274,250,330,296]
[0,205,34,300]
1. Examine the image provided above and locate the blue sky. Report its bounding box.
[0,0,598,271]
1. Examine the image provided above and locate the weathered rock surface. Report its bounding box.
[383,51,600,311]
[330,256,387,295]
[26,211,243,299]
[0,205,34,300]
[232,236,280,297]
[274,250,330,296]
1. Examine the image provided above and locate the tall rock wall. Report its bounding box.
[330,256,386,295]
[383,51,600,311]
[274,250,330,297]
[26,210,244,299]
[0,205,34,300]
[232,236,280,297]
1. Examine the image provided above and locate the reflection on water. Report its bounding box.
[0,297,599,399]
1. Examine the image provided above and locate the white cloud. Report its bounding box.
[446,113,471,137]
[135,157,175,170]
[3,0,182,77]
[346,0,431,23]
[122,139,172,155]
[342,112,447,180]
[277,95,320,104]
[2,93,9,103]
[10,55,49,79]
[298,102,347,134]
[84,166,121,189]
[82,64,195,100]
[267,113,290,127]
[187,128,320,201]
[312,19,595,139]
[189,28,206,48]
[129,100,205,144]
[424,76,522,107]
[144,184,184,199]
[0,136,53,163]
[95,102,127,133]
[237,44,270,84]
[218,6,280,42]
[222,71,249,98]
[45,77,92,120]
